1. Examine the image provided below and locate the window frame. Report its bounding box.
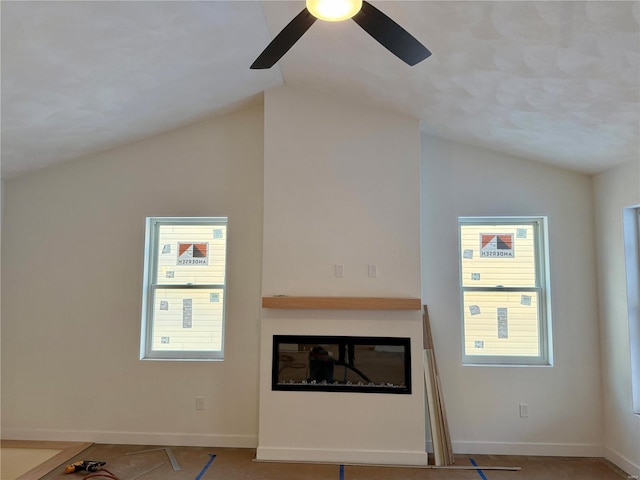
[623,206,640,414]
[140,216,228,361]
[458,216,552,366]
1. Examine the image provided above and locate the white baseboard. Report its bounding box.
[451,440,604,458]
[3,428,624,471]
[1,428,258,449]
[605,446,640,478]
[256,446,429,466]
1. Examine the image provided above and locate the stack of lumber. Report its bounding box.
[423,305,454,466]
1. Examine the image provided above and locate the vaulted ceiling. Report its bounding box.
[2,1,638,179]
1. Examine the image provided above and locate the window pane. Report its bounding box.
[460,224,536,287]
[151,288,224,352]
[462,290,540,357]
[155,224,226,285]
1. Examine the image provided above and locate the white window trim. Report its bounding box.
[458,216,553,366]
[140,216,228,361]
[623,206,640,414]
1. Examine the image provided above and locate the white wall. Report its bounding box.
[1,106,264,446]
[257,86,426,465]
[3,89,631,468]
[421,134,603,456]
[593,159,640,477]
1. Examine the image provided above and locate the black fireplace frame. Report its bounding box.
[272,335,412,394]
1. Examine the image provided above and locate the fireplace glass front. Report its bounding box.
[272,335,411,394]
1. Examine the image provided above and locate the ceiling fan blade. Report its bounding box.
[352,1,431,66]
[251,8,317,69]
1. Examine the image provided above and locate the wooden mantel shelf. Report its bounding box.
[262,296,421,310]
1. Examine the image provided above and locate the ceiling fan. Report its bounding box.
[251,0,431,69]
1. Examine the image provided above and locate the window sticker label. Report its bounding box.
[161,336,170,344]
[480,233,514,257]
[160,300,169,311]
[497,307,508,339]
[166,271,175,278]
[183,298,193,328]
[516,228,527,239]
[177,242,209,265]
[471,273,481,281]
[210,293,220,303]
[213,228,224,239]
[521,295,532,306]
[463,249,474,259]
[469,305,481,315]
[475,340,484,349]
[162,244,171,254]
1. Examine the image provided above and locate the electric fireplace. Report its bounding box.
[272,335,411,394]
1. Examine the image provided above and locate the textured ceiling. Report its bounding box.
[2,1,639,178]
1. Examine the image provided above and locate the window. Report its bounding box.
[140,217,228,361]
[623,206,640,414]
[458,217,552,365]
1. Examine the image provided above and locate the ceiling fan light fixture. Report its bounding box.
[306,0,363,21]
[251,0,431,69]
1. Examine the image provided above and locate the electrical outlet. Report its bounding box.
[368,264,377,278]
[195,397,205,410]
[519,403,529,418]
